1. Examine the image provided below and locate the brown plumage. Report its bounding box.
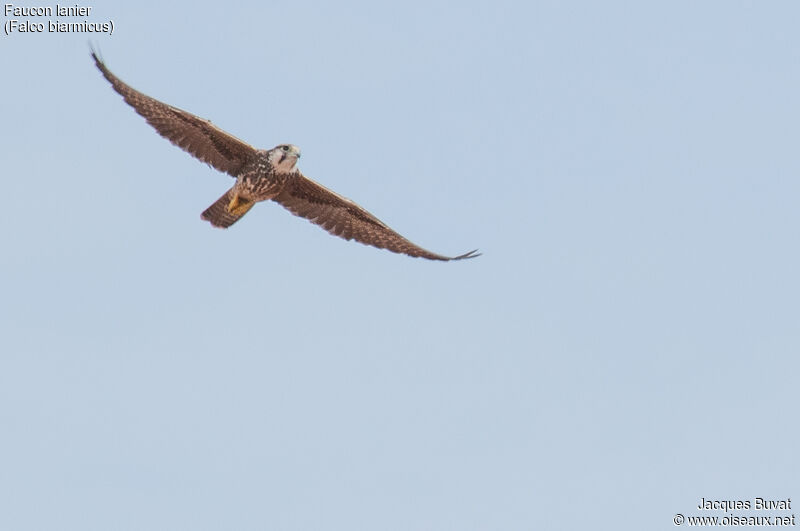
[92,52,479,261]
[202,189,253,228]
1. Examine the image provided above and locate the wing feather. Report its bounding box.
[92,53,256,177]
[274,174,479,261]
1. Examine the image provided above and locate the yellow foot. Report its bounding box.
[227,193,253,217]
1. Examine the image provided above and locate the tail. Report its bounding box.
[201,188,254,228]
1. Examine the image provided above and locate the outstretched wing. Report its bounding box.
[273,173,479,261]
[92,52,257,177]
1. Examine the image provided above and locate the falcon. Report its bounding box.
[92,53,479,262]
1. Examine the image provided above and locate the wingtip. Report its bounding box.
[451,249,481,261]
[88,41,99,61]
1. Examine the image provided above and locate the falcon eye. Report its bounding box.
[281,145,289,152]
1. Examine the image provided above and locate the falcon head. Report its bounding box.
[269,144,301,173]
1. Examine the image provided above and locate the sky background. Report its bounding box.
[2,1,799,529]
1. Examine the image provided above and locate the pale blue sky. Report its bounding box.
[2,1,799,529]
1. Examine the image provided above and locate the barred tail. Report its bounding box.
[201,188,254,228]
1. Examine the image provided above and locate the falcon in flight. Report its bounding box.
[92,53,479,262]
